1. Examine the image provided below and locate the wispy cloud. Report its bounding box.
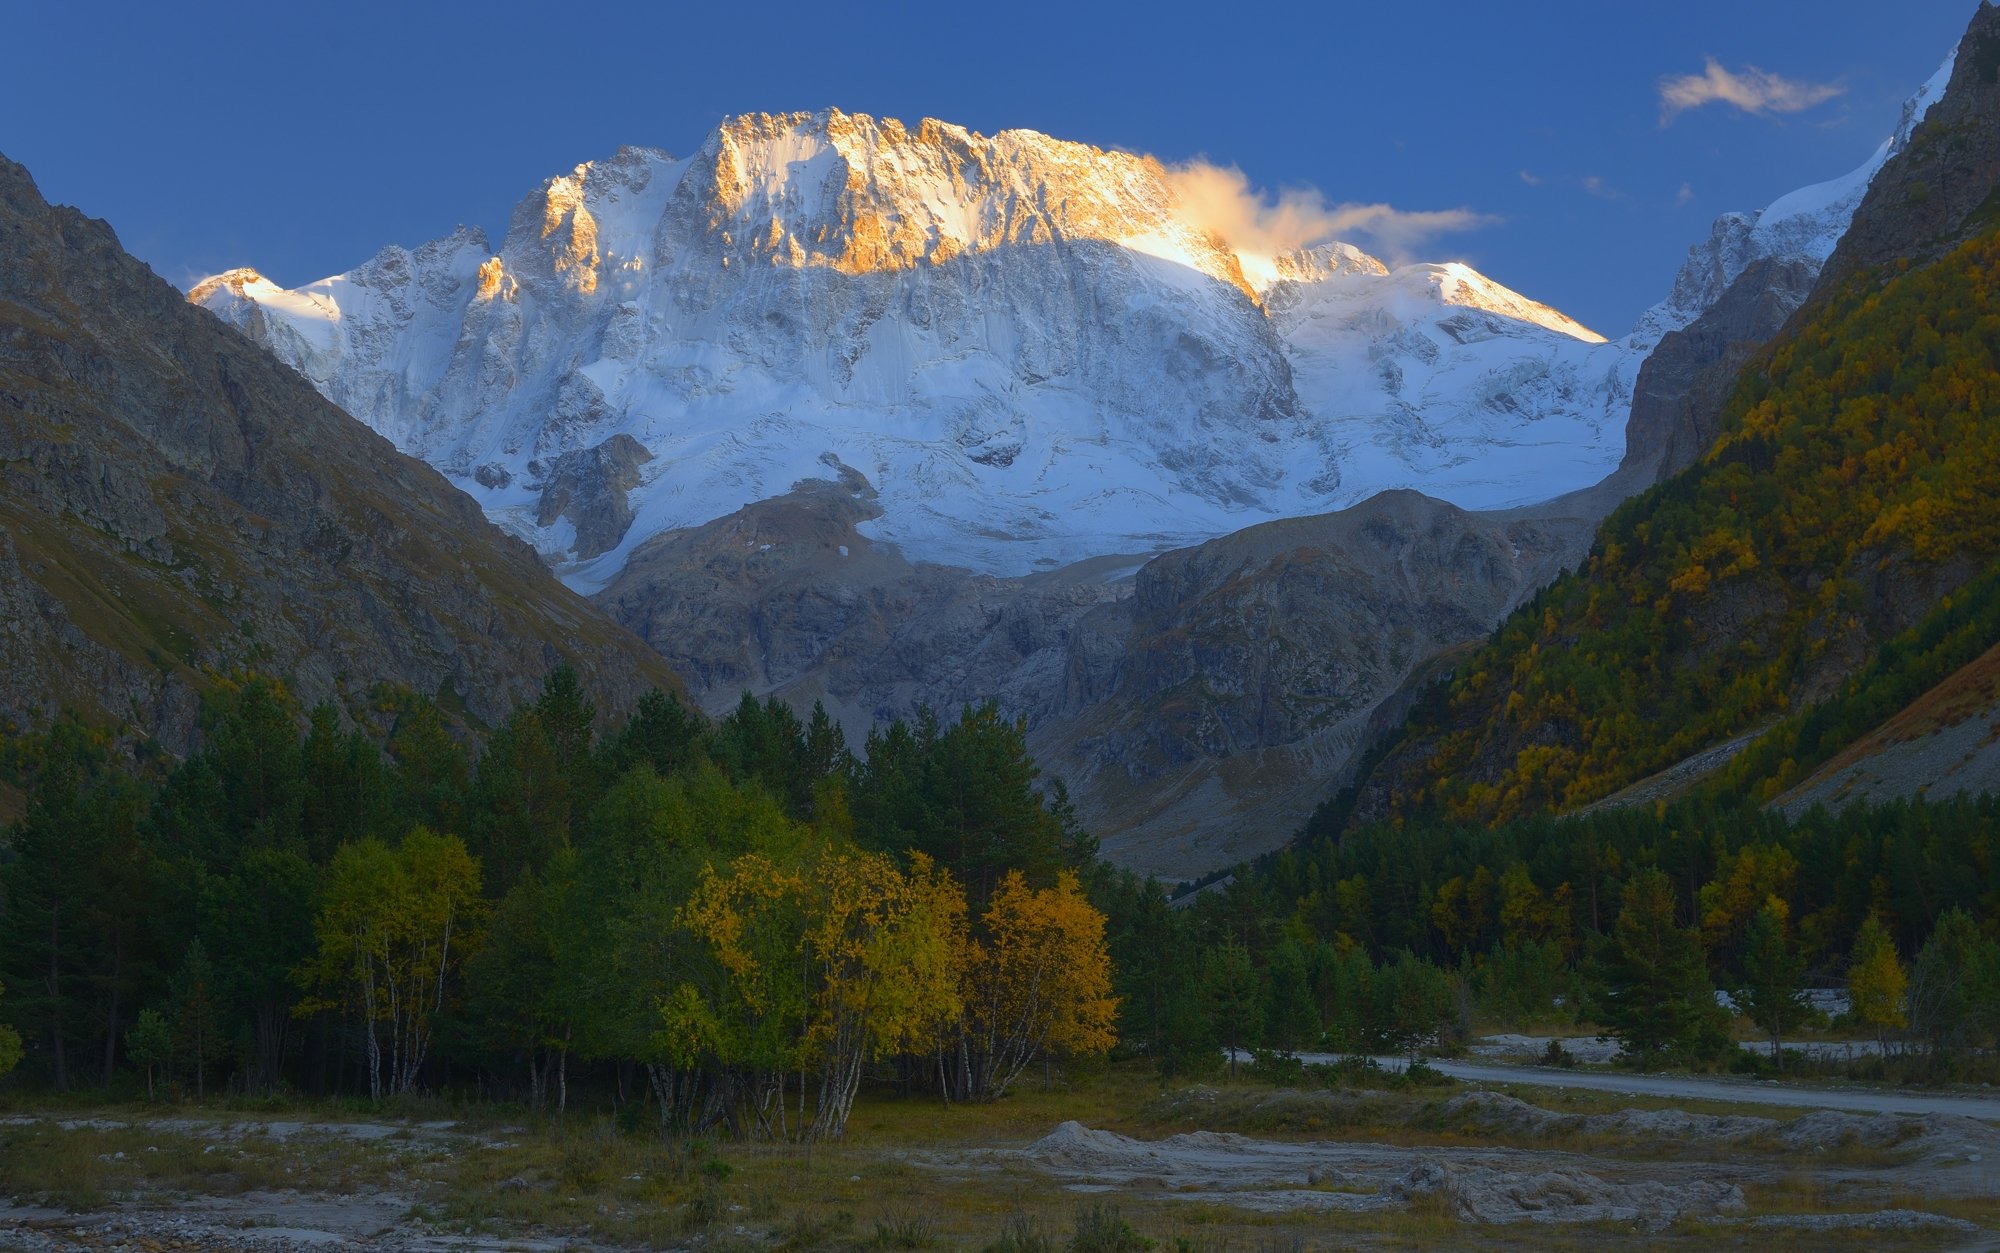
[1582,176,1624,201]
[1659,57,1844,124]
[1163,161,1497,264]
[1518,169,1544,187]
[1674,182,1695,207]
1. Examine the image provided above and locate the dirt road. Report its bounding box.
[1386,1054,2000,1120]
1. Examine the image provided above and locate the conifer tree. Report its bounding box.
[1595,869,1727,1065]
[1202,942,1257,1077]
[1733,901,1810,1071]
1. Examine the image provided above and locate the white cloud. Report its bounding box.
[1519,169,1544,187]
[1674,182,1695,207]
[1582,176,1624,201]
[1163,161,1497,265]
[1659,57,1844,123]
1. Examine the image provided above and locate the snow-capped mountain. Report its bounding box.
[192,112,1636,585]
[1632,45,1956,349]
[193,73,1948,589]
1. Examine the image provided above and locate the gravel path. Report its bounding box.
[1394,1054,2000,1120]
[1228,1048,2000,1119]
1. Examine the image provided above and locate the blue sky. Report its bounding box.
[0,0,1974,334]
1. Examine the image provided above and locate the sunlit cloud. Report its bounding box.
[1162,161,1498,270]
[1674,182,1695,207]
[1659,57,1844,124]
[1518,169,1544,187]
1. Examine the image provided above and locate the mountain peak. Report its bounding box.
[194,114,1643,580]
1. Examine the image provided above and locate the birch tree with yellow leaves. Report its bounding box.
[951,869,1117,1101]
[674,845,964,1140]
[295,828,484,1099]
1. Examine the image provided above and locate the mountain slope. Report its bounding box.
[1348,2,2000,827]
[194,112,1639,583]
[190,66,1952,877]
[0,155,680,751]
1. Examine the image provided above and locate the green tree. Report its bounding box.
[467,709,571,899]
[0,722,152,1089]
[1107,881,1214,1081]
[198,849,319,1092]
[1733,902,1810,1072]
[1376,951,1457,1060]
[0,980,21,1082]
[170,939,223,1101]
[1202,942,1257,1077]
[125,1008,171,1100]
[296,829,485,1099]
[1906,908,2000,1076]
[714,693,814,820]
[1261,939,1319,1054]
[1479,938,1569,1030]
[1595,869,1728,1065]
[1847,914,1908,1051]
[299,703,394,860]
[382,691,469,833]
[603,688,708,780]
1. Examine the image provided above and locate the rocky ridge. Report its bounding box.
[0,155,678,752]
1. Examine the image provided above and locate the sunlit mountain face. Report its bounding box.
[194,110,1648,587]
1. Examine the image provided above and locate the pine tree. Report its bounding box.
[170,940,223,1102]
[1261,940,1319,1054]
[1202,942,1257,1077]
[1733,901,1809,1072]
[1594,869,1727,1065]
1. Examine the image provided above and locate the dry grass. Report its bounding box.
[0,1068,1987,1251]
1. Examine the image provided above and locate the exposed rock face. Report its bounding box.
[596,476,1596,879]
[1617,256,1821,483]
[1818,2,2000,288]
[532,433,654,560]
[1034,492,1599,875]
[593,466,1132,735]
[0,155,680,752]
